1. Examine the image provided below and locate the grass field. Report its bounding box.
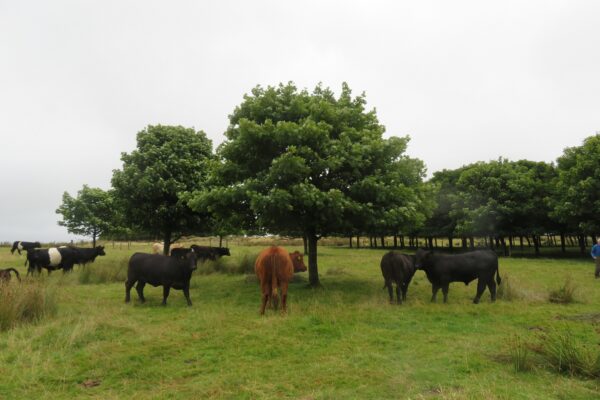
[1,243,600,399]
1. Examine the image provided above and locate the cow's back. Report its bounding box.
[128,253,182,285]
[255,246,294,285]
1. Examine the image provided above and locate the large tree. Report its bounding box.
[551,134,600,241]
[189,83,427,286]
[55,185,115,247]
[111,125,213,254]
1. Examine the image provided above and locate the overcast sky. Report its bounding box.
[1,0,599,242]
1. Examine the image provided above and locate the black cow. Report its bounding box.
[26,247,79,275]
[10,241,41,255]
[414,249,501,304]
[380,252,416,304]
[170,247,192,260]
[125,251,198,306]
[71,246,106,265]
[0,268,21,282]
[190,245,231,262]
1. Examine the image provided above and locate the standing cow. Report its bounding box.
[414,249,501,304]
[10,241,41,255]
[380,252,416,304]
[125,251,198,306]
[254,246,307,315]
[26,247,79,275]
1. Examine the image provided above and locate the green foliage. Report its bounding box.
[111,125,214,252]
[189,83,428,284]
[551,134,600,234]
[55,186,115,245]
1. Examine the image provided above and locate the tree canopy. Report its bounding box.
[55,185,115,247]
[111,125,214,254]
[189,82,428,285]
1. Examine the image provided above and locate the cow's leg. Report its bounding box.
[385,280,394,303]
[487,278,497,302]
[431,284,440,302]
[442,284,450,303]
[401,282,408,302]
[272,288,279,311]
[136,281,146,303]
[280,281,289,313]
[473,279,486,304]
[125,279,135,303]
[396,284,402,305]
[162,285,170,306]
[259,280,270,315]
[183,285,192,306]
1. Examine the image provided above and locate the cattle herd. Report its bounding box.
[4,239,502,313]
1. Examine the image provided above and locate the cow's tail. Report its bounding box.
[495,259,502,285]
[6,268,21,282]
[270,253,279,298]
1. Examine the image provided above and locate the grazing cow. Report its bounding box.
[10,241,41,255]
[0,268,21,282]
[170,247,192,260]
[25,247,79,275]
[414,249,501,304]
[152,242,164,255]
[125,251,198,306]
[190,245,231,262]
[380,252,416,304]
[254,247,307,315]
[71,246,106,266]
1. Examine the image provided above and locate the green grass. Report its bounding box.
[1,243,600,399]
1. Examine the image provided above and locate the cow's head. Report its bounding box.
[289,251,307,272]
[414,248,431,270]
[187,249,198,271]
[96,246,106,256]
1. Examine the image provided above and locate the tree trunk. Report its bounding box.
[501,237,509,256]
[393,235,397,248]
[163,230,172,256]
[380,236,385,248]
[92,230,97,248]
[560,233,566,253]
[219,235,223,248]
[428,236,433,249]
[400,235,405,249]
[356,235,360,249]
[519,236,524,251]
[303,235,308,255]
[349,236,353,248]
[469,237,475,249]
[462,237,467,249]
[533,235,540,256]
[579,235,586,254]
[307,231,320,287]
[448,236,453,251]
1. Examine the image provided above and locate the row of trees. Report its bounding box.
[55,82,600,286]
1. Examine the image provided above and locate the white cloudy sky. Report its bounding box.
[1,0,599,242]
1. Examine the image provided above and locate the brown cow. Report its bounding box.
[254,246,307,314]
[0,268,21,283]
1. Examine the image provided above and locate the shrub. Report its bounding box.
[0,280,57,331]
[549,276,577,304]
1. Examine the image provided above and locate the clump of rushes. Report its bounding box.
[549,276,577,304]
[0,280,57,331]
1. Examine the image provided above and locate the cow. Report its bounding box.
[71,246,106,266]
[0,268,21,283]
[190,245,231,262]
[380,252,416,304]
[25,247,79,275]
[414,249,501,304]
[125,251,198,306]
[170,247,192,260]
[10,241,41,255]
[254,246,307,315]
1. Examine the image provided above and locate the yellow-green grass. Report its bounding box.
[0,243,599,399]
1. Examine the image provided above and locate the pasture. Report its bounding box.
[1,243,599,399]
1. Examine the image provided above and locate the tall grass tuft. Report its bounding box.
[509,334,530,372]
[77,257,129,284]
[198,253,258,275]
[539,329,600,378]
[0,280,57,331]
[497,275,522,301]
[549,276,577,304]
